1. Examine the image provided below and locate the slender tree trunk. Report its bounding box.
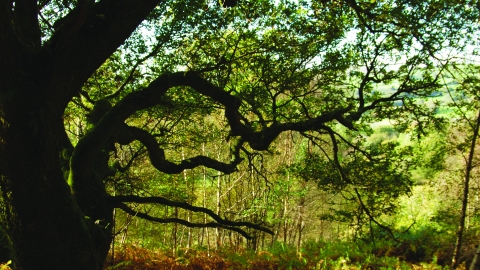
[187,182,193,251]
[270,209,279,247]
[182,148,192,252]
[452,109,480,269]
[163,217,168,246]
[173,207,178,257]
[111,188,117,267]
[216,170,221,250]
[283,183,290,243]
[201,144,207,248]
[297,193,305,253]
[202,153,211,254]
[470,244,480,270]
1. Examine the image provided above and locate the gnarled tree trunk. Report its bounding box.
[0,1,164,268]
[0,88,104,269]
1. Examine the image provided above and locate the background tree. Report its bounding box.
[439,64,480,269]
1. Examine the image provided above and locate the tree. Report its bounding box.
[443,64,480,269]
[0,0,477,269]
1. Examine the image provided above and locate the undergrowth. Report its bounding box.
[102,241,463,270]
[0,239,467,269]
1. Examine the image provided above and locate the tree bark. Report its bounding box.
[0,1,163,268]
[0,93,100,269]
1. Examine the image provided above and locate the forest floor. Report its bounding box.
[100,244,465,270]
[0,242,466,269]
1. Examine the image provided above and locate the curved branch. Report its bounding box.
[111,196,274,237]
[45,0,162,103]
[114,125,243,174]
[71,71,358,190]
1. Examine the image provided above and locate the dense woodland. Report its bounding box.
[1,0,480,269]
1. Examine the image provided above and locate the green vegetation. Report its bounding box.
[1,1,480,269]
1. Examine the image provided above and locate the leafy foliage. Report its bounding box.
[1,0,480,269]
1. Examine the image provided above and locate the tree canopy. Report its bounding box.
[0,0,478,269]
